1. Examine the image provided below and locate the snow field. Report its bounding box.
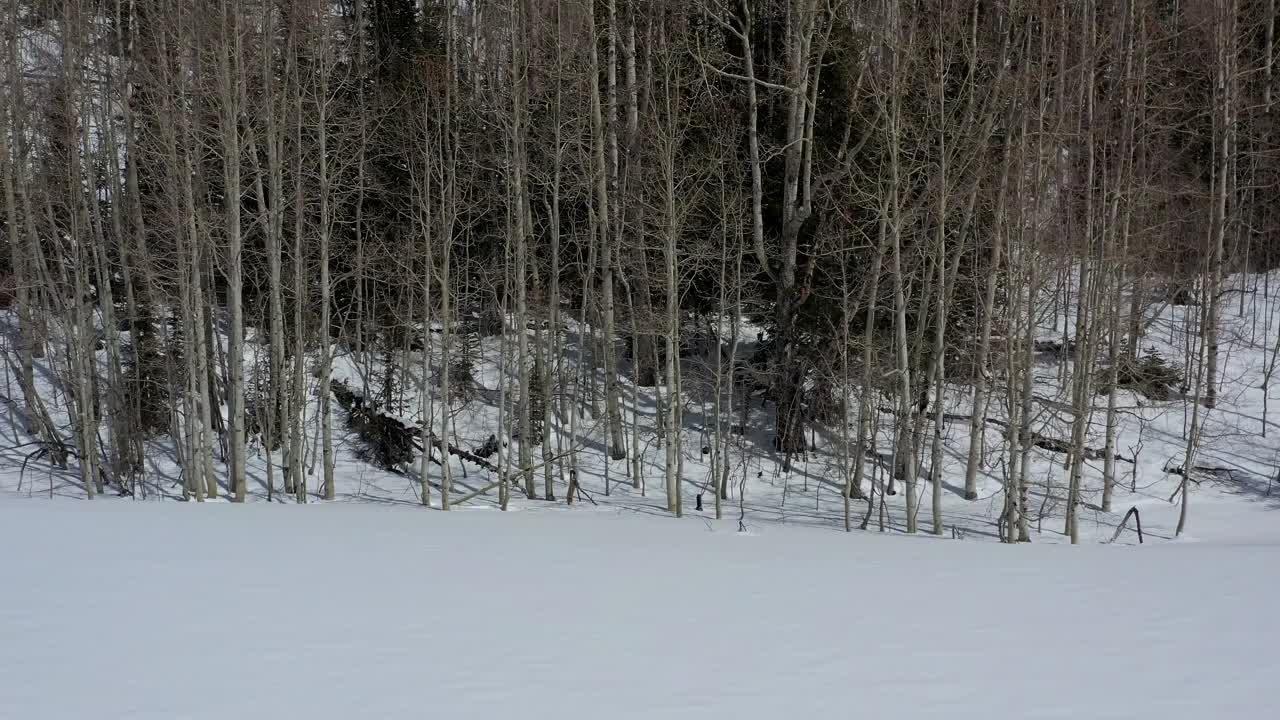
[1,499,1275,719]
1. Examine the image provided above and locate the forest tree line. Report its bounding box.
[1,0,1275,541]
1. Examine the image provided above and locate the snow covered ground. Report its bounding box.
[4,272,1280,716]
[5,271,1280,545]
[1,499,1275,719]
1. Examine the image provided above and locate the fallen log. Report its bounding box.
[877,406,1132,464]
[330,378,509,484]
[1163,463,1235,478]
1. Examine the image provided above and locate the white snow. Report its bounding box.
[6,272,1280,547]
[0,499,1274,719]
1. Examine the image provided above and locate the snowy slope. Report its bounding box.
[2,271,1280,545]
[1,499,1275,719]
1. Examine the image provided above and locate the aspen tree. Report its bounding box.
[1101,0,1139,514]
[0,80,42,446]
[289,15,307,503]
[1205,0,1235,412]
[1066,0,1099,544]
[218,0,247,502]
[415,72,436,509]
[440,0,458,507]
[509,0,535,499]
[541,0,565,502]
[315,0,336,500]
[588,0,628,462]
[657,12,682,516]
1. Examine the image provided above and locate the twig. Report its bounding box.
[1106,506,1144,544]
